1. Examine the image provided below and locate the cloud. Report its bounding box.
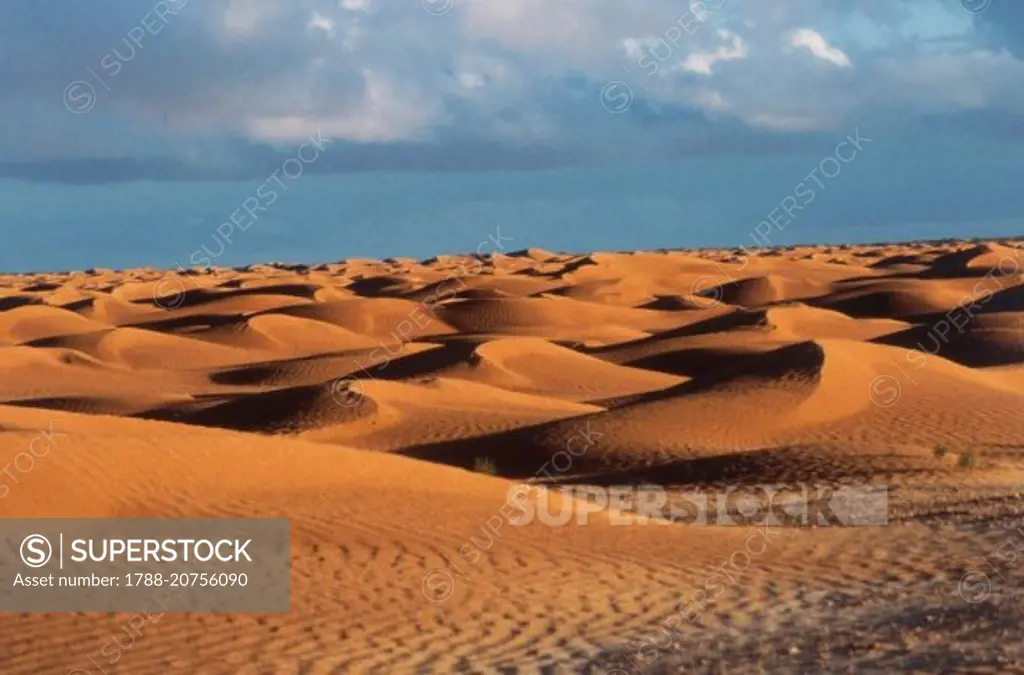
[247,70,443,143]
[789,28,852,67]
[0,0,1021,182]
[222,0,283,40]
[339,0,372,12]
[307,11,336,37]
[678,30,749,75]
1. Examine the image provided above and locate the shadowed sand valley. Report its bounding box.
[1,239,1024,673]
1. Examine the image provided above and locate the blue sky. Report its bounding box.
[0,1,1021,270]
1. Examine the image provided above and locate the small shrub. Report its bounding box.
[473,456,498,475]
[957,449,977,469]
[933,443,950,459]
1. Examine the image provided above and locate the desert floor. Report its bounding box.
[1,239,1023,674]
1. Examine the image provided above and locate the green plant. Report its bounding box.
[957,449,977,469]
[472,456,498,475]
[933,443,950,459]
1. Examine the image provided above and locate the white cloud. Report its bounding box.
[340,0,372,12]
[693,88,728,112]
[789,28,852,68]
[457,72,486,90]
[621,36,660,63]
[308,11,336,37]
[745,113,831,131]
[222,0,283,40]
[248,70,443,143]
[678,30,749,75]
[4,0,1024,170]
[460,0,611,67]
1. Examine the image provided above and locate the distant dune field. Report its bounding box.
[1,239,1023,673]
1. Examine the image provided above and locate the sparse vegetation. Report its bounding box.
[957,449,977,469]
[473,456,498,475]
[933,443,950,459]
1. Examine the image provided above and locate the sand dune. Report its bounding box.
[0,346,200,404]
[0,405,791,673]
[875,312,1024,367]
[983,283,1024,313]
[3,240,1019,471]
[56,291,161,325]
[0,304,110,344]
[414,336,1022,477]
[698,274,832,307]
[927,242,1023,277]
[342,336,684,402]
[179,313,385,356]
[435,295,683,341]
[279,298,458,340]
[208,343,441,388]
[761,303,910,341]
[405,339,872,473]
[298,377,602,451]
[41,327,259,370]
[814,279,984,318]
[1,238,1022,673]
